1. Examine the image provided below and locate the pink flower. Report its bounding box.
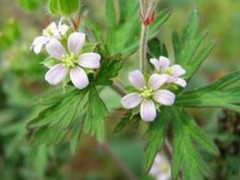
[45,32,101,89]
[31,19,69,54]
[150,56,187,87]
[149,154,171,180]
[121,70,175,122]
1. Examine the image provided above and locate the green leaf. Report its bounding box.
[149,9,172,38]
[114,112,141,133]
[95,54,122,85]
[49,0,80,16]
[143,109,169,172]
[105,0,116,29]
[170,107,218,180]
[148,38,168,59]
[176,70,240,113]
[84,87,108,143]
[173,9,215,80]
[28,87,88,146]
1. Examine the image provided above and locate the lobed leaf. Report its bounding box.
[170,107,218,180]
[143,109,169,172]
[84,87,108,144]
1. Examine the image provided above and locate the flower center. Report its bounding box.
[62,53,78,68]
[165,68,172,75]
[141,87,153,99]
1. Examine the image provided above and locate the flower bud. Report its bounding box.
[49,0,80,17]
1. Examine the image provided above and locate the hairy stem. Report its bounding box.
[139,25,148,72]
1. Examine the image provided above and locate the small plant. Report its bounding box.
[27,0,240,179]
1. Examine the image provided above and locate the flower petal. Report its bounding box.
[153,90,175,106]
[45,64,67,85]
[46,39,66,59]
[159,56,170,70]
[150,58,161,71]
[128,70,146,90]
[121,93,143,109]
[174,78,187,87]
[140,100,157,122]
[70,67,89,89]
[149,74,167,90]
[31,36,49,54]
[78,53,101,69]
[68,32,85,54]
[170,64,186,77]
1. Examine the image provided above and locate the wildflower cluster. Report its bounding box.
[121,56,187,122]
[31,19,101,89]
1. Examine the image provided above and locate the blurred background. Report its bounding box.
[0,0,240,179]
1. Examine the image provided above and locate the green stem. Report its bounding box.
[139,3,149,73]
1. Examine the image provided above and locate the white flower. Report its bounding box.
[31,19,69,54]
[150,56,187,87]
[45,32,101,89]
[149,154,171,180]
[121,70,175,122]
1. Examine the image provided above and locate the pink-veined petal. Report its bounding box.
[150,58,161,71]
[149,74,167,90]
[31,36,50,54]
[45,64,67,85]
[49,22,58,33]
[70,67,89,89]
[68,32,85,54]
[170,64,186,77]
[59,24,69,36]
[174,78,187,87]
[78,53,101,69]
[159,56,170,70]
[153,90,175,106]
[140,100,157,122]
[46,39,66,60]
[121,93,143,109]
[129,70,146,90]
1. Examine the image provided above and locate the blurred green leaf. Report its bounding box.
[49,0,80,16]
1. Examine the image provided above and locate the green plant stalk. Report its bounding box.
[139,25,148,72]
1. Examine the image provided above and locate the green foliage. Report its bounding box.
[170,107,219,180]
[28,87,88,146]
[114,112,141,133]
[0,19,20,50]
[143,109,169,172]
[176,70,240,113]
[95,53,122,86]
[147,38,168,59]
[90,0,171,56]
[84,87,108,143]
[173,9,216,79]
[17,0,46,11]
[49,0,80,16]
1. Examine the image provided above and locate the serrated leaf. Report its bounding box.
[114,112,141,133]
[149,9,172,37]
[176,70,240,113]
[84,87,108,143]
[95,54,122,85]
[144,109,169,172]
[28,87,88,146]
[170,107,217,180]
